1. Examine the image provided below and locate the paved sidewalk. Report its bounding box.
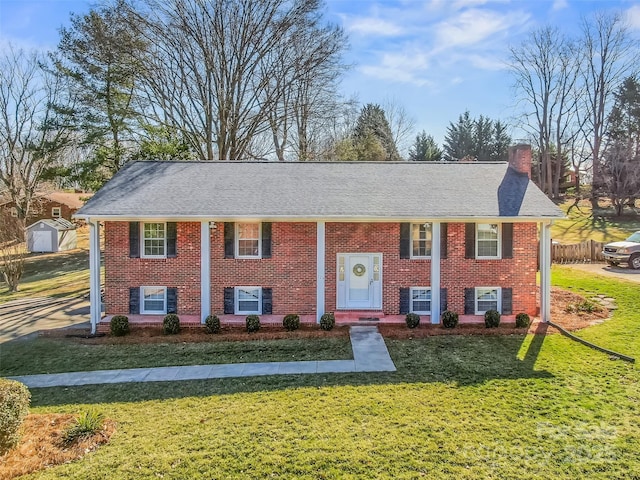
[8,326,396,388]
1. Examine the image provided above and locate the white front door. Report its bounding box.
[337,253,382,309]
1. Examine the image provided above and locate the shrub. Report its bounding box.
[246,315,261,333]
[441,310,459,329]
[205,314,221,334]
[109,315,130,336]
[405,312,420,329]
[515,312,531,328]
[163,313,180,334]
[62,409,105,446]
[565,300,602,314]
[0,379,30,455]
[319,312,335,331]
[484,309,501,328]
[283,314,300,331]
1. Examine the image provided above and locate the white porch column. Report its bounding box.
[539,221,552,322]
[201,221,211,323]
[316,221,326,323]
[88,220,101,334]
[430,222,441,324]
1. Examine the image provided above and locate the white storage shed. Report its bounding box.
[26,219,77,253]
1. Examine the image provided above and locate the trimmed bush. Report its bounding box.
[0,379,30,455]
[405,312,420,329]
[109,315,130,336]
[283,314,300,331]
[163,313,180,334]
[441,310,459,329]
[319,312,335,331]
[205,314,221,334]
[246,315,261,333]
[484,309,501,328]
[62,409,105,446]
[515,313,531,328]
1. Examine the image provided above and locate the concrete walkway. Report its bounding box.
[8,326,396,388]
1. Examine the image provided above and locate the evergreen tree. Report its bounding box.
[443,111,511,161]
[409,131,442,161]
[352,104,401,161]
[56,4,147,189]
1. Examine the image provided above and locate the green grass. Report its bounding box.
[0,336,353,376]
[0,249,96,303]
[4,266,638,479]
[551,198,640,243]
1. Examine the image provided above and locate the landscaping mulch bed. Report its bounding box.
[41,287,610,345]
[0,414,115,480]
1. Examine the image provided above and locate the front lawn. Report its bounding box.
[0,335,353,376]
[4,266,640,479]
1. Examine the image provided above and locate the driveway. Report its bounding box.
[561,262,640,284]
[0,297,90,344]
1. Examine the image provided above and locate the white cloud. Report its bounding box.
[434,9,530,49]
[551,0,569,12]
[626,5,640,30]
[359,50,431,86]
[345,17,403,37]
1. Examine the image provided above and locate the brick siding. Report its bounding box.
[104,221,201,316]
[102,220,539,319]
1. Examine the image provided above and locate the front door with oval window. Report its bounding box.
[337,253,382,309]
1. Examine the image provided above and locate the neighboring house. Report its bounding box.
[0,191,91,225]
[75,145,564,333]
[26,219,77,253]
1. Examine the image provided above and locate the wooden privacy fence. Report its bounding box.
[551,239,605,264]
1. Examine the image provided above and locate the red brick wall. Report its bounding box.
[325,223,431,315]
[441,222,538,315]
[103,220,539,319]
[210,223,317,315]
[104,221,201,316]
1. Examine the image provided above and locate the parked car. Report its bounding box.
[602,231,640,269]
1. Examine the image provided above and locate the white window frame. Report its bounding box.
[51,207,61,218]
[410,287,432,314]
[475,287,501,315]
[235,223,262,259]
[235,286,262,315]
[410,223,432,259]
[141,286,167,314]
[141,222,167,258]
[476,223,501,259]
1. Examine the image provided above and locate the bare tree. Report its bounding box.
[0,216,26,292]
[382,97,416,160]
[510,26,580,198]
[124,0,344,161]
[0,46,73,231]
[578,12,639,206]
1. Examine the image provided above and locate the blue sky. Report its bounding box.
[1,0,639,148]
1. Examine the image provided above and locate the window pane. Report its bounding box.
[237,288,260,312]
[411,288,431,312]
[143,223,166,256]
[477,224,498,257]
[412,223,432,257]
[237,224,260,257]
[477,288,498,312]
[143,287,165,312]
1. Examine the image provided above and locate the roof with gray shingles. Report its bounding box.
[75,161,564,220]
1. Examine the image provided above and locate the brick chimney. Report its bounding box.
[508,144,531,178]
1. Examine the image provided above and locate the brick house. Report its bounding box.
[75,144,563,333]
[0,191,91,225]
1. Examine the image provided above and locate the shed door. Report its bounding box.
[32,231,52,252]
